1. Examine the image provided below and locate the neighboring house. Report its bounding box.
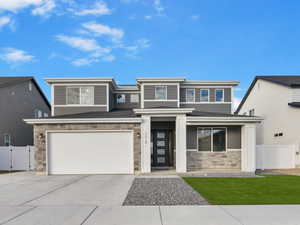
[25,77,261,175]
[0,77,50,146]
[236,75,300,147]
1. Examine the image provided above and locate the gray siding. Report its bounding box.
[109,85,114,111]
[114,93,140,109]
[144,101,178,108]
[54,86,66,105]
[182,103,232,114]
[186,126,241,149]
[180,88,231,102]
[94,86,107,105]
[54,106,107,116]
[0,81,50,146]
[144,85,178,100]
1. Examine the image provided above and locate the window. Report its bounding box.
[186,89,195,102]
[4,134,11,146]
[130,94,139,103]
[155,86,167,100]
[28,82,32,91]
[34,109,42,118]
[43,113,48,117]
[200,89,209,102]
[197,128,226,152]
[249,109,255,116]
[66,87,94,105]
[215,89,224,102]
[117,94,126,103]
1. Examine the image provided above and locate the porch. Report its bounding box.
[135,108,262,174]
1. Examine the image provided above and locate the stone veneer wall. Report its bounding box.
[33,123,141,173]
[187,151,241,170]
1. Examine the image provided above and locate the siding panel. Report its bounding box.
[144,101,177,108]
[54,86,66,105]
[167,85,178,100]
[94,86,107,105]
[182,103,231,114]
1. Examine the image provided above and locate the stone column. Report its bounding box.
[241,123,256,172]
[141,115,151,173]
[176,114,187,173]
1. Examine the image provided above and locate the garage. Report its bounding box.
[47,130,134,174]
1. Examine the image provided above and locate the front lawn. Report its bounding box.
[183,175,300,205]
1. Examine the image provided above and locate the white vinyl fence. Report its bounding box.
[256,145,297,170]
[0,146,35,171]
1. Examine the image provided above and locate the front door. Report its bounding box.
[151,130,170,167]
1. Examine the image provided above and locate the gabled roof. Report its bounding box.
[0,76,50,109]
[235,75,300,113]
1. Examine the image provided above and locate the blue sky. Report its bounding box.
[1,0,300,108]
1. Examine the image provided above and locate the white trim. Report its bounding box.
[177,83,180,107]
[215,88,224,102]
[141,83,145,109]
[45,78,114,84]
[51,85,54,116]
[187,116,262,122]
[155,86,167,100]
[186,88,195,103]
[134,108,195,115]
[140,82,181,86]
[181,85,236,88]
[187,149,197,151]
[144,99,178,102]
[197,127,227,152]
[200,88,210,102]
[52,83,108,86]
[24,118,142,124]
[183,81,239,85]
[45,129,134,175]
[53,105,107,107]
[180,102,231,104]
[106,83,109,112]
[227,148,241,152]
[136,78,185,83]
[231,86,234,114]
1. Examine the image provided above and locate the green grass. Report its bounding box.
[183,175,300,205]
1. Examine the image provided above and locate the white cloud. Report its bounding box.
[81,22,124,42]
[144,15,152,20]
[74,1,111,16]
[0,16,12,29]
[120,38,150,58]
[0,0,42,12]
[71,57,98,66]
[31,0,55,16]
[153,0,164,15]
[0,48,34,64]
[55,35,110,54]
[191,15,200,20]
[233,97,242,111]
[102,54,115,62]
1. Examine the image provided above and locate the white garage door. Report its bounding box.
[47,130,134,174]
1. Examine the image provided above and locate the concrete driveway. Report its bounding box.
[1,172,300,225]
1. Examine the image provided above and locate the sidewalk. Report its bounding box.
[2,205,300,225]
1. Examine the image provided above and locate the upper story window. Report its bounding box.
[34,109,42,118]
[249,109,255,116]
[155,86,167,100]
[66,86,94,105]
[117,94,126,104]
[186,89,195,102]
[215,89,224,102]
[200,89,209,102]
[130,94,139,103]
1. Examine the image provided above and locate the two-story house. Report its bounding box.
[0,76,50,146]
[25,77,261,175]
[236,76,300,167]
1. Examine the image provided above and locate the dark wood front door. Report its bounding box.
[151,130,170,167]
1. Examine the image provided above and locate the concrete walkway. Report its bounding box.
[0,173,300,225]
